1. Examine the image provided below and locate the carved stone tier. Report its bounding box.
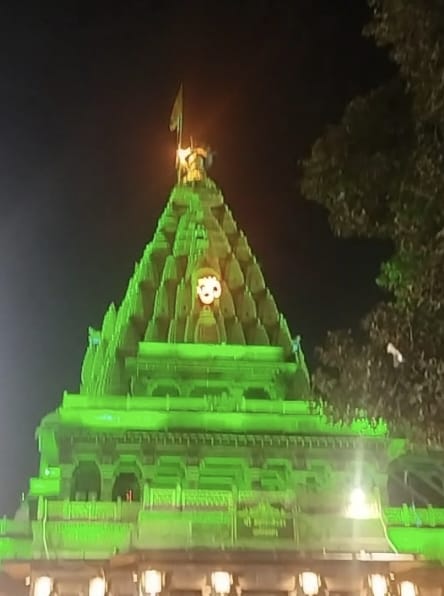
[79,183,305,397]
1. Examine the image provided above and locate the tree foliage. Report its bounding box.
[301,0,444,443]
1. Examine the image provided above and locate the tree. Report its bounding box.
[301,0,444,444]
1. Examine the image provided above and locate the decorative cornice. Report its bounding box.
[55,428,389,453]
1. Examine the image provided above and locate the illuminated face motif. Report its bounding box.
[197,275,222,305]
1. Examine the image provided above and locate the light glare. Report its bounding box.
[346,487,376,519]
[177,147,191,163]
[89,577,106,596]
[142,570,163,595]
[350,487,366,506]
[299,572,321,596]
[34,576,53,596]
[400,581,417,596]
[211,571,232,594]
[369,574,388,596]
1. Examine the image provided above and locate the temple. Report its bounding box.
[1,143,444,596]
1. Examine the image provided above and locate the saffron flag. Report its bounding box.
[169,85,183,132]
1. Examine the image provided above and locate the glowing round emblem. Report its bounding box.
[197,275,222,305]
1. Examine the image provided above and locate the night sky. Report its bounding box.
[0,1,393,515]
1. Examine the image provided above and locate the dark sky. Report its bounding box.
[0,1,393,514]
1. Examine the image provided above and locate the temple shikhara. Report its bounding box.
[1,131,444,595]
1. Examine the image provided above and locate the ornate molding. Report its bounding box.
[56,429,389,455]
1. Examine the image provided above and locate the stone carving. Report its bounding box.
[177,145,213,185]
[196,275,222,306]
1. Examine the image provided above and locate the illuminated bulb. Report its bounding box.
[211,571,232,595]
[347,487,375,519]
[34,576,53,596]
[142,570,163,595]
[369,574,388,596]
[350,487,366,506]
[89,577,106,596]
[177,147,191,162]
[299,572,321,596]
[400,581,417,596]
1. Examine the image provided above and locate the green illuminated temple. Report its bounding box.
[1,145,444,595]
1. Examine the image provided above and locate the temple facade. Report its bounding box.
[1,146,444,596]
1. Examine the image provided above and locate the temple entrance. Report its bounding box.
[112,470,141,502]
[70,461,101,501]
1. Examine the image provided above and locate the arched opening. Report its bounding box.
[152,384,180,397]
[243,387,270,400]
[190,386,228,398]
[70,461,101,501]
[112,471,141,502]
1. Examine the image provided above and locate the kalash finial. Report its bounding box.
[169,85,214,185]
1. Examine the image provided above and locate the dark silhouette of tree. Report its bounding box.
[301,0,444,444]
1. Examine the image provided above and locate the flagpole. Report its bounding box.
[169,83,184,182]
[178,87,183,183]
[177,118,181,184]
[178,91,183,150]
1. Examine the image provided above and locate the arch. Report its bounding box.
[243,387,270,400]
[70,461,101,501]
[151,384,180,397]
[112,468,142,502]
[190,386,229,398]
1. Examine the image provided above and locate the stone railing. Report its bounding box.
[0,517,30,536]
[384,506,444,527]
[44,500,140,521]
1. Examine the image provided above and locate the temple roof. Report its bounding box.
[80,154,308,397]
